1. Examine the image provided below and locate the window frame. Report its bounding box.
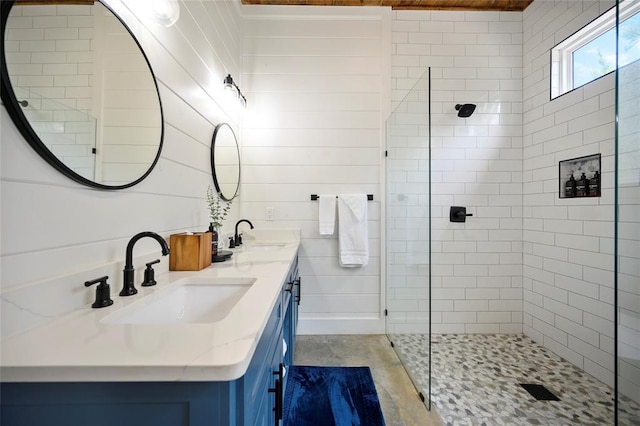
[551,0,640,99]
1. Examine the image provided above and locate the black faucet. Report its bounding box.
[121,232,170,296]
[234,219,254,246]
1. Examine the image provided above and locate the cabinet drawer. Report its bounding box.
[244,298,281,405]
[245,327,283,426]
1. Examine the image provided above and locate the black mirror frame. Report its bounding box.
[0,0,165,190]
[211,122,240,202]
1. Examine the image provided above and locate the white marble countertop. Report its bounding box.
[0,229,300,383]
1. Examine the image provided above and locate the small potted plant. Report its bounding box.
[206,185,231,257]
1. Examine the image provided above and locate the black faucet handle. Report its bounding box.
[142,259,160,287]
[85,275,108,287]
[449,206,473,223]
[84,276,114,308]
[229,236,235,249]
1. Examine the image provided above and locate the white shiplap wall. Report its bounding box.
[522,0,617,387]
[1,0,243,338]
[391,10,524,334]
[240,5,391,334]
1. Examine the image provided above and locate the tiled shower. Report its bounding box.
[385,1,640,424]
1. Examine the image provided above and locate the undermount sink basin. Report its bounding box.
[243,243,287,251]
[101,278,256,324]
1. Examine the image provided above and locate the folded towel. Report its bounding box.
[319,194,336,235]
[337,194,368,267]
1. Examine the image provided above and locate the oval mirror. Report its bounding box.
[211,123,240,201]
[1,0,164,190]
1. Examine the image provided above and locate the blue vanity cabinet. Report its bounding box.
[283,255,300,369]
[1,256,300,426]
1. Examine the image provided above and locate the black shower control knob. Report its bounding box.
[449,206,472,223]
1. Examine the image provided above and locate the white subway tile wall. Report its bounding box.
[386,72,431,334]
[617,59,640,403]
[523,0,617,388]
[5,4,96,180]
[390,10,524,334]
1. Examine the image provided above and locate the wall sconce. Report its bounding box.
[124,0,180,28]
[223,74,247,108]
[151,0,180,27]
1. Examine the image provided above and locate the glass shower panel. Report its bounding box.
[385,68,431,407]
[616,1,640,423]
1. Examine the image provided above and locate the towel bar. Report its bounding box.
[310,194,373,201]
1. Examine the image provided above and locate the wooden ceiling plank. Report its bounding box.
[241,0,533,11]
[16,0,94,4]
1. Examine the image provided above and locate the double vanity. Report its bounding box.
[1,229,300,426]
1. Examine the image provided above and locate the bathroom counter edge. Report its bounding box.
[0,230,301,383]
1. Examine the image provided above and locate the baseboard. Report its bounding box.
[297,317,385,335]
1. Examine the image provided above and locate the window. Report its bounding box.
[551,0,640,99]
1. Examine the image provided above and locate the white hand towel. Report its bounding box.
[337,194,368,267]
[319,194,336,235]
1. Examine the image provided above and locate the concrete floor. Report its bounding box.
[293,334,442,426]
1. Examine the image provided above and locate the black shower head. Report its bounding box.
[455,103,476,118]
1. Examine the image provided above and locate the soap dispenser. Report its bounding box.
[564,174,576,198]
[576,172,588,197]
[588,171,600,197]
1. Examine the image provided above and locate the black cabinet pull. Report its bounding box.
[294,277,301,305]
[277,363,284,421]
[285,281,294,293]
[268,364,284,425]
[274,378,281,422]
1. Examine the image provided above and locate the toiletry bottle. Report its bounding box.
[576,172,588,197]
[588,171,600,197]
[564,174,576,198]
[208,223,218,257]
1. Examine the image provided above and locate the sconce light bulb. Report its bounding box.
[222,74,246,107]
[151,0,180,27]
[223,74,234,89]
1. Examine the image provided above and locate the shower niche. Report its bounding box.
[559,153,601,198]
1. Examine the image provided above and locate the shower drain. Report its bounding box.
[520,383,560,401]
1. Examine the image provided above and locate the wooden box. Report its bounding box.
[169,232,212,271]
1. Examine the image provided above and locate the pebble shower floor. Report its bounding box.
[388,334,640,425]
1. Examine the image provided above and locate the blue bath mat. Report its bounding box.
[283,365,386,426]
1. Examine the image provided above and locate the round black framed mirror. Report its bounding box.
[1,0,164,190]
[211,123,240,201]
